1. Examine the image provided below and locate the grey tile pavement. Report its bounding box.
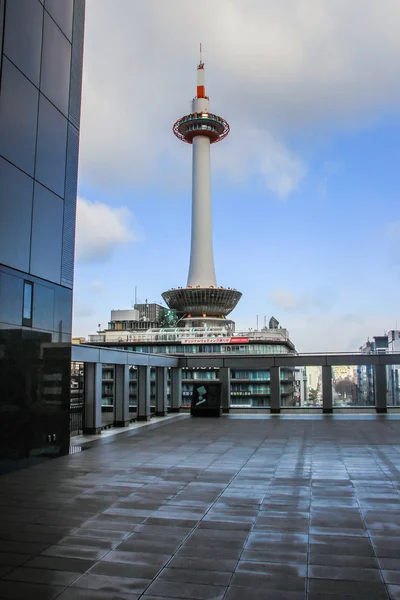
[1,415,400,598]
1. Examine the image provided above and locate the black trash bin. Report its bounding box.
[191,382,222,417]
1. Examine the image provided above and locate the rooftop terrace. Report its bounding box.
[1,414,400,599]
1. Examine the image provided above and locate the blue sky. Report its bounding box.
[73,0,400,352]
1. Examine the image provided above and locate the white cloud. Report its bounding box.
[285,313,392,353]
[269,287,337,312]
[89,280,106,294]
[75,197,140,264]
[269,290,306,311]
[80,0,400,197]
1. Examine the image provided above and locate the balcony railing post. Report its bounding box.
[375,364,387,413]
[156,366,168,416]
[270,366,280,414]
[114,364,130,427]
[219,367,231,413]
[322,365,333,413]
[137,365,151,421]
[83,362,102,434]
[170,367,182,412]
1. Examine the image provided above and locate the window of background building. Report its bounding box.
[22,281,33,326]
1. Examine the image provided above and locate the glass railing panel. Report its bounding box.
[279,366,322,408]
[70,362,84,434]
[387,365,400,407]
[102,364,115,426]
[332,365,374,407]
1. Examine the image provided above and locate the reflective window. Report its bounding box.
[23,281,33,324]
[35,95,67,198]
[0,271,23,326]
[3,0,43,86]
[0,158,33,272]
[45,0,74,41]
[54,286,72,335]
[0,58,39,176]
[40,12,71,115]
[30,183,64,284]
[32,282,55,331]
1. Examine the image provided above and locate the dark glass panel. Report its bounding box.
[40,12,71,115]
[45,0,74,40]
[0,270,23,326]
[30,183,63,284]
[54,286,72,336]
[35,95,67,198]
[32,282,55,331]
[0,57,39,175]
[0,158,33,272]
[3,0,43,86]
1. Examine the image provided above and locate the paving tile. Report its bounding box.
[175,544,242,560]
[144,579,226,599]
[40,544,109,561]
[309,553,379,569]
[89,559,162,579]
[387,585,400,600]
[71,573,151,593]
[0,580,66,600]
[308,578,388,599]
[24,555,96,573]
[382,570,400,585]
[308,564,382,582]
[224,587,305,600]
[0,565,14,577]
[0,552,33,567]
[167,555,237,573]
[56,589,138,600]
[157,567,232,586]
[3,566,81,585]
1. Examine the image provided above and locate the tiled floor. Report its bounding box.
[1,415,400,599]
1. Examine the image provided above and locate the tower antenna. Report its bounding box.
[199,43,203,67]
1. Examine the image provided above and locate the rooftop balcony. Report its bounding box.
[1,406,400,599]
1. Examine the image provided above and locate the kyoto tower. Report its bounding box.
[162,48,242,327]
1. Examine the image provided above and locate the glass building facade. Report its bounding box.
[0,0,85,467]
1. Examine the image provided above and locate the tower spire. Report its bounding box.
[197,43,205,99]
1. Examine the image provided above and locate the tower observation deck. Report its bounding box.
[162,48,242,325]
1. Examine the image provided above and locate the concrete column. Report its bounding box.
[375,364,387,413]
[219,367,231,413]
[156,367,168,417]
[270,366,280,414]
[137,365,151,421]
[114,364,130,427]
[83,362,102,434]
[322,365,333,414]
[170,367,182,412]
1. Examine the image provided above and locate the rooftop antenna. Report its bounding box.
[134,286,137,305]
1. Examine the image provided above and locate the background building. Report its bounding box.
[86,307,298,411]
[0,0,85,467]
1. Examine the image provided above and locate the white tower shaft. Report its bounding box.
[187,134,217,287]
